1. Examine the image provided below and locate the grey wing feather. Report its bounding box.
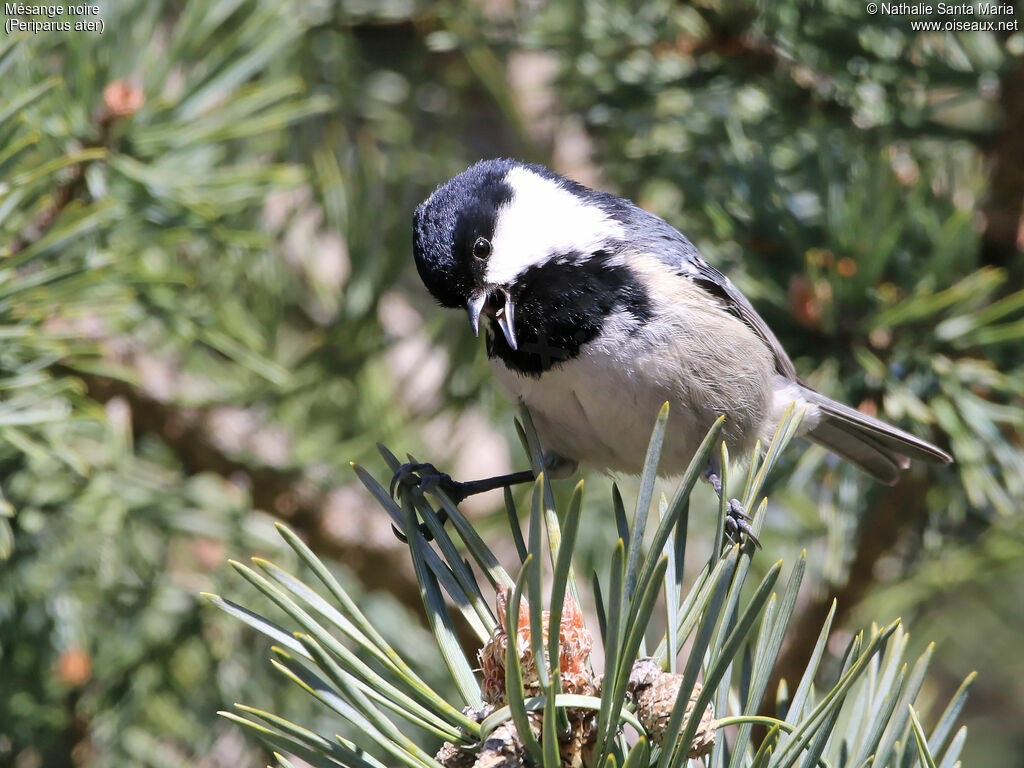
[624,208,953,478]
[689,259,799,380]
[638,211,799,379]
[624,208,953,480]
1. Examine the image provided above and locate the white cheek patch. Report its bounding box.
[485,166,625,285]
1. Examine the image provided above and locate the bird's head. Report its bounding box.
[412,158,628,353]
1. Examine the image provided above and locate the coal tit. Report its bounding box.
[402,158,952,542]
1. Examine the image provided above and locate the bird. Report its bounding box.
[395,157,952,544]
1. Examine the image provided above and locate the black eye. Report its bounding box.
[473,237,491,260]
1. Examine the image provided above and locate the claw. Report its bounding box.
[727,499,752,521]
[386,462,535,543]
[392,522,436,543]
[389,462,439,499]
[388,462,453,543]
[391,513,449,544]
[704,465,760,549]
[724,515,738,542]
[419,473,445,494]
[725,498,760,549]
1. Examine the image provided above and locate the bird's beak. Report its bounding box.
[467,290,487,337]
[495,289,518,351]
[466,288,518,351]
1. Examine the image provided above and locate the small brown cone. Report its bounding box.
[628,658,717,759]
[479,587,596,706]
[457,588,598,768]
[475,721,528,768]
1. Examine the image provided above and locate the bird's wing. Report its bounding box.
[638,212,799,380]
[687,258,799,380]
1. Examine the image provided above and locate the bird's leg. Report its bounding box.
[703,464,761,549]
[389,462,536,542]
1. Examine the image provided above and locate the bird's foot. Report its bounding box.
[388,463,537,542]
[389,461,462,500]
[703,465,761,549]
[388,462,456,542]
[723,498,760,549]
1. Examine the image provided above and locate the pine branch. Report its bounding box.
[764,471,931,715]
[214,410,966,768]
[69,367,425,613]
[8,80,141,255]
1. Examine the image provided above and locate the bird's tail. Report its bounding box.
[799,387,952,485]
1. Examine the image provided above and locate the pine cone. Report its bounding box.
[478,587,597,705]
[628,658,717,759]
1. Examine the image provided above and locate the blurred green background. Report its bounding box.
[1,0,1022,765]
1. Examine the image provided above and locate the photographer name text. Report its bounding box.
[866,2,1018,29]
[878,2,1013,13]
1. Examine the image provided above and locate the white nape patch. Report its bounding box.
[485,166,625,285]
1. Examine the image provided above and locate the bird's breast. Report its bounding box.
[490,299,777,476]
